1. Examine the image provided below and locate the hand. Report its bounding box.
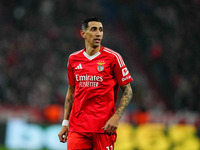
[58,126,69,143]
[103,114,120,135]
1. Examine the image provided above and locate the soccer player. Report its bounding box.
[58,17,133,150]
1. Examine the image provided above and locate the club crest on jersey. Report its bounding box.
[97,61,105,72]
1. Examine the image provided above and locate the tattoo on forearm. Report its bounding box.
[116,83,133,117]
[65,95,74,109]
[64,95,74,119]
[64,86,75,119]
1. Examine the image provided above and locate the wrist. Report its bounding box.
[62,120,69,126]
[114,113,121,119]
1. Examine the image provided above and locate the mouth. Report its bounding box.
[94,38,101,43]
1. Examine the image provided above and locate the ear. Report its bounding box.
[80,30,86,39]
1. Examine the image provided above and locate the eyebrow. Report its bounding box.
[90,26,103,29]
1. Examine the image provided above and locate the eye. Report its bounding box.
[99,27,103,32]
[91,27,97,31]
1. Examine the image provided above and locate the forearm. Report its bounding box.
[115,83,133,117]
[63,85,75,120]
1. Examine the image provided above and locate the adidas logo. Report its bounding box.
[75,63,83,69]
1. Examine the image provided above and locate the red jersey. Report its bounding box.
[67,46,133,133]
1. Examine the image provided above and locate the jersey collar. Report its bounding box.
[83,46,104,60]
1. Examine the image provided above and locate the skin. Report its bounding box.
[80,21,103,55]
[103,83,133,135]
[58,21,133,142]
[58,85,75,143]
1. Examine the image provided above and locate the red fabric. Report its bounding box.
[67,46,133,133]
[67,132,116,150]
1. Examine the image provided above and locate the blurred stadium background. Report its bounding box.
[0,0,200,150]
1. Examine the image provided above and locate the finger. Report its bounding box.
[110,127,116,135]
[63,133,68,142]
[104,124,110,133]
[106,125,113,135]
[108,126,116,135]
[103,122,109,129]
[107,126,112,134]
[103,124,107,131]
[109,127,114,135]
[58,134,64,142]
[109,128,113,135]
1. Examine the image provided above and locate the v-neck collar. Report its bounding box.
[83,46,103,60]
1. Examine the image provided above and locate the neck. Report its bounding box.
[85,43,101,56]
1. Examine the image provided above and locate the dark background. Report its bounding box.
[0,0,200,149]
[0,0,199,130]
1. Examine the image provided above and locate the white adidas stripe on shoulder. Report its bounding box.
[70,49,84,56]
[103,47,125,68]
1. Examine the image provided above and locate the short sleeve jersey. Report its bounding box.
[67,46,133,133]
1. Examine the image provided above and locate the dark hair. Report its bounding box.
[81,17,101,30]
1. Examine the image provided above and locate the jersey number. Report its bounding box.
[106,145,113,150]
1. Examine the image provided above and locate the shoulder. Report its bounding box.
[68,49,84,62]
[69,49,84,58]
[102,47,123,59]
[102,47,125,68]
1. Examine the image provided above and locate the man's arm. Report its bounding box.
[58,85,75,143]
[63,85,75,120]
[103,83,133,134]
[116,83,133,117]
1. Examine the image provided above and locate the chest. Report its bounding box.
[72,57,113,77]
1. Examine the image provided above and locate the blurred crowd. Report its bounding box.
[0,0,199,120]
[0,0,136,110]
[115,0,200,112]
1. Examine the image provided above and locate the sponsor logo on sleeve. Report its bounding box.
[122,68,129,76]
[122,76,131,81]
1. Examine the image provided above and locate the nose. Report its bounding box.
[96,30,101,37]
